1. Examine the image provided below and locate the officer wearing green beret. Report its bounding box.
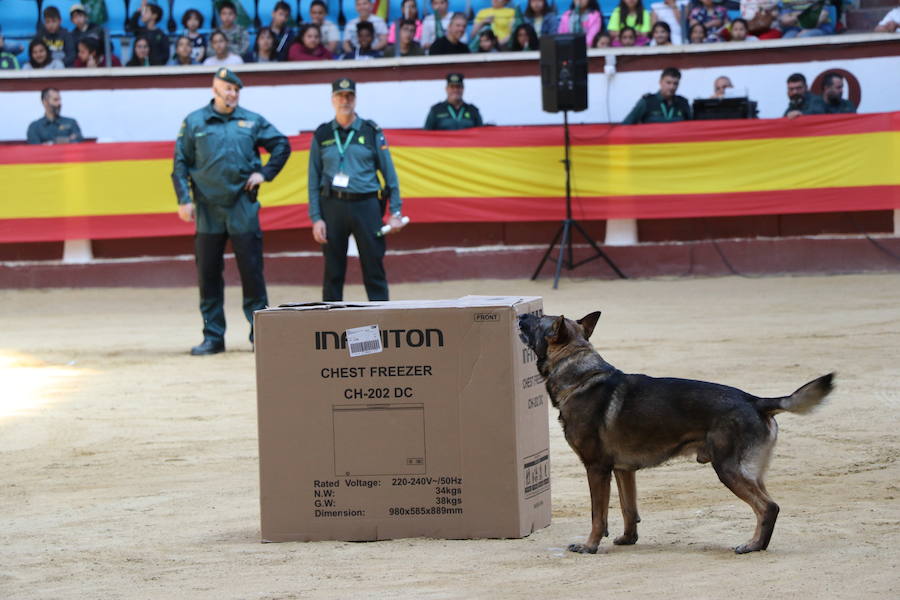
[424,73,483,130]
[309,78,405,301]
[623,67,692,125]
[172,68,291,355]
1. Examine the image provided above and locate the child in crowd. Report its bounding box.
[729,18,759,40]
[37,6,76,66]
[70,4,101,50]
[524,0,559,36]
[217,0,250,56]
[245,27,279,62]
[613,24,649,45]
[343,0,389,54]
[126,35,152,66]
[422,0,465,49]
[507,23,540,50]
[388,0,422,44]
[269,1,296,61]
[384,19,425,56]
[650,20,673,44]
[688,21,708,42]
[74,36,121,66]
[168,36,198,65]
[558,0,604,46]
[127,0,170,64]
[343,21,382,59]
[22,39,65,69]
[592,30,612,46]
[181,9,207,63]
[476,28,501,52]
[288,23,333,60]
[0,27,23,69]
[650,0,683,44]
[472,0,517,47]
[607,0,652,41]
[203,29,244,64]
[308,0,340,54]
[689,0,729,41]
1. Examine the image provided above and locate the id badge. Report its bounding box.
[332,172,350,188]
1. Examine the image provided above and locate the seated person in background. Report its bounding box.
[126,35,152,66]
[507,23,540,51]
[181,9,207,63]
[37,6,76,66]
[821,72,857,113]
[650,21,673,45]
[74,36,122,67]
[711,75,733,98]
[70,4,101,50]
[559,0,604,45]
[428,13,471,54]
[0,28,22,69]
[168,36,199,65]
[22,39,65,69]
[623,66,692,124]
[613,25,649,45]
[384,19,425,56]
[650,0,683,44]
[343,0,388,55]
[342,21,383,59]
[689,21,708,42]
[422,0,467,49]
[127,0,170,65]
[388,0,422,44]
[288,23,333,60]
[27,88,84,144]
[269,2,296,60]
[472,0,517,47]
[778,0,832,38]
[689,0,729,41]
[245,27,279,62]
[728,18,759,40]
[218,1,250,56]
[203,30,245,65]
[592,30,613,46]
[525,0,560,36]
[309,0,340,54]
[425,73,484,130]
[784,72,825,118]
[740,0,782,38]
[874,0,900,31]
[476,28,501,52]
[607,0,651,42]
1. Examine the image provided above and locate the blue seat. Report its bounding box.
[0,0,41,38]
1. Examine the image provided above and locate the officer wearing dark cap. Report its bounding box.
[172,68,291,355]
[424,73,483,130]
[309,77,405,301]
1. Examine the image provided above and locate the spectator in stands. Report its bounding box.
[127,1,170,65]
[422,0,466,49]
[126,36,152,66]
[821,72,857,113]
[203,30,244,65]
[70,4,101,50]
[559,0,604,45]
[729,18,758,40]
[269,1,296,61]
[874,0,900,31]
[592,31,612,46]
[524,0,559,36]
[22,39,65,70]
[507,24,540,51]
[613,25,648,45]
[689,0,729,41]
[424,73,484,130]
[0,28,21,69]
[181,9,207,63]
[343,0,389,55]
[623,66,692,124]
[607,0,651,42]
[650,0,683,44]
[37,6,76,66]
[472,0,518,47]
[309,0,340,54]
[168,36,198,65]
[27,88,84,144]
[778,0,832,38]
[388,0,423,44]
[740,0,781,39]
[476,29,501,52]
[428,13,471,55]
[650,21,673,45]
[343,21,383,59]
[218,0,250,56]
[74,36,122,67]
[385,19,425,56]
[689,22,708,43]
[711,75,733,97]
[288,23,333,60]
[246,27,279,62]
[784,72,825,118]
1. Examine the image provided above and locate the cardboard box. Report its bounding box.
[255,296,550,542]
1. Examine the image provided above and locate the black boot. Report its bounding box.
[190,339,225,356]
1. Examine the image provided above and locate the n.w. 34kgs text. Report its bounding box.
[344,387,414,399]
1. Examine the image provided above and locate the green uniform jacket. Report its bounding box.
[172,101,291,207]
[823,98,857,114]
[783,92,826,117]
[26,116,84,144]
[424,101,483,130]
[623,93,692,125]
[307,116,402,223]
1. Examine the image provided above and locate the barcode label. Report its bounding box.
[346,325,383,357]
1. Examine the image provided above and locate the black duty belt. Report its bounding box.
[329,189,378,201]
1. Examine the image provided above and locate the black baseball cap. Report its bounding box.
[446,73,464,86]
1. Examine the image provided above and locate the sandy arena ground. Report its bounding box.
[1,273,898,599]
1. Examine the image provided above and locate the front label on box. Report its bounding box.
[312,475,465,519]
[345,324,383,357]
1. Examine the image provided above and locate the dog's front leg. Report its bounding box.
[568,464,611,554]
[613,469,639,545]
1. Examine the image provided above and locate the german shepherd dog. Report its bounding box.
[518,311,834,554]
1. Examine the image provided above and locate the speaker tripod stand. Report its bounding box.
[531,111,626,288]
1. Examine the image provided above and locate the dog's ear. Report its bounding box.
[578,311,601,340]
[549,315,570,345]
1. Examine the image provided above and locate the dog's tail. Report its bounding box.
[753,372,835,416]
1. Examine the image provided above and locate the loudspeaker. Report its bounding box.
[540,34,588,113]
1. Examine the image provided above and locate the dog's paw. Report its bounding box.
[613,533,638,546]
[567,543,599,554]
[733,542,764,554]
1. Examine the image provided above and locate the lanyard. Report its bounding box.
[660,100,675,121]
[447,105,465,121]
[333,127,356,169]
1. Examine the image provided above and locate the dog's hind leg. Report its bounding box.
[613,469,640,545]
[568,464,611,554]
[712,460,780,554]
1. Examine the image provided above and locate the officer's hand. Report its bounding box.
[785,110,802,120]
[312,220,327,244]
[244,172,265,191]
[178,203,195,222]
[388,214,406,234]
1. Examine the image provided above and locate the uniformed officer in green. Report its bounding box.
[623,67,692,125]
[821,72,857,115]
[424,73,483,130]
[309,78,406,302]
[784,73,826,119]
[172,68,291,355]
[26,88,84,144]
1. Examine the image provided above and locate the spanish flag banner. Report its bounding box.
[1,113,898,244]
